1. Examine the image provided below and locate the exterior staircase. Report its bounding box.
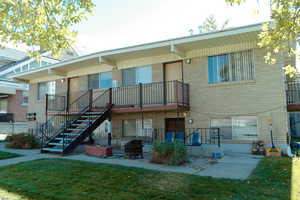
[40,89,112,154]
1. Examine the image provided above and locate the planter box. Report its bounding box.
[85,145,113,157]
[151,152,169,164]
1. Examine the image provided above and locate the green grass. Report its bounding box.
[0,151,22,160]
[292,137,300,143]
[0,157,294,200]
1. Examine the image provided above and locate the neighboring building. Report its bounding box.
[11,23,294,154]
[0,48,78,126]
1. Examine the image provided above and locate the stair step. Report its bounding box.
[42,147,63,152]
[67,128,84,131]
[55,137,73,141]
[48,142,67,146]
[83,112,103,115]
[76,120,95,122]
[60,133,80,137]
[80,115,99,118]
[73,124,89,127]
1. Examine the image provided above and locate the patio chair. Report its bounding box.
[191,132,202,146]
[165,132,174,143]
[175,132,185,143]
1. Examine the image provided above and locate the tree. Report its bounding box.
[226,0,300,77]
[0,0,95,58]
[199,15,230,33]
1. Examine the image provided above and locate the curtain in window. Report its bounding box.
[123,119,153,137]
[0,98,7,113]
[211,116,258,140]
[122,66,152,86]
[208,50,254,83]
[88,73,100,90]
[38,81,56,100]
[99,72,112,88]
[136,66,152,84]
[122,68,136,86]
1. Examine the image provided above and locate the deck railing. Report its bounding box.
[286,80,300,104]
[112,80,189,107]
[47,80,189,112]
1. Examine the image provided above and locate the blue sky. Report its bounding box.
[74,0,271,55]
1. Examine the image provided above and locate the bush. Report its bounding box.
[5,133,40,149]
[152,140,187,165]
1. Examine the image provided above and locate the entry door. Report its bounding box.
[68,77,81,104]
[164,61,183,104]
[165,118,185,132]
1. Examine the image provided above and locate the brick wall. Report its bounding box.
[7,90,27,122]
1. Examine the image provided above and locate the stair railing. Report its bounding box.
[61,88,112,152]
[40,90,91,150]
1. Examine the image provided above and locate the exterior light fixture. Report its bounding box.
[186,58,192,64]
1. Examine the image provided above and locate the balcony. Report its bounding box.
[286,80,300,111]
[47,80,190,114]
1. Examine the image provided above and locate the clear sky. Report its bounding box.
[74,0,271,55]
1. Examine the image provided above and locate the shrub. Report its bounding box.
[5,133,40,149]
[152,140,187,165]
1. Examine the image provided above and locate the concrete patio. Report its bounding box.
[0,142,262,180]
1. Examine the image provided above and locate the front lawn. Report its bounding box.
[0,157,295,200]
[0,151,22,160]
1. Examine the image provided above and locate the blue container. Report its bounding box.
[212,152,221,159]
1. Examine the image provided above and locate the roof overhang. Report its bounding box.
[11,22,264,82]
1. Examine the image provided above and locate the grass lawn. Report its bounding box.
[0,157,295,200]
[292,137,300,143]
[0,150,22,160]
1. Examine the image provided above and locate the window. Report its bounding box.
[0,98,7,113]
[37,81,56,100]
[123,119,152,137]
[88,72,112,89]
[208,50,254,83]
[20,91,28,105]
[211,116,258,140]
[122,66,152,86]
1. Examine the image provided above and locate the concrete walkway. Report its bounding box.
[0,143,262,180]
[0,143,59,167]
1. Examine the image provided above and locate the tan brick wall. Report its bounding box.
[111,112,184,138]
[183,48,288,144]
